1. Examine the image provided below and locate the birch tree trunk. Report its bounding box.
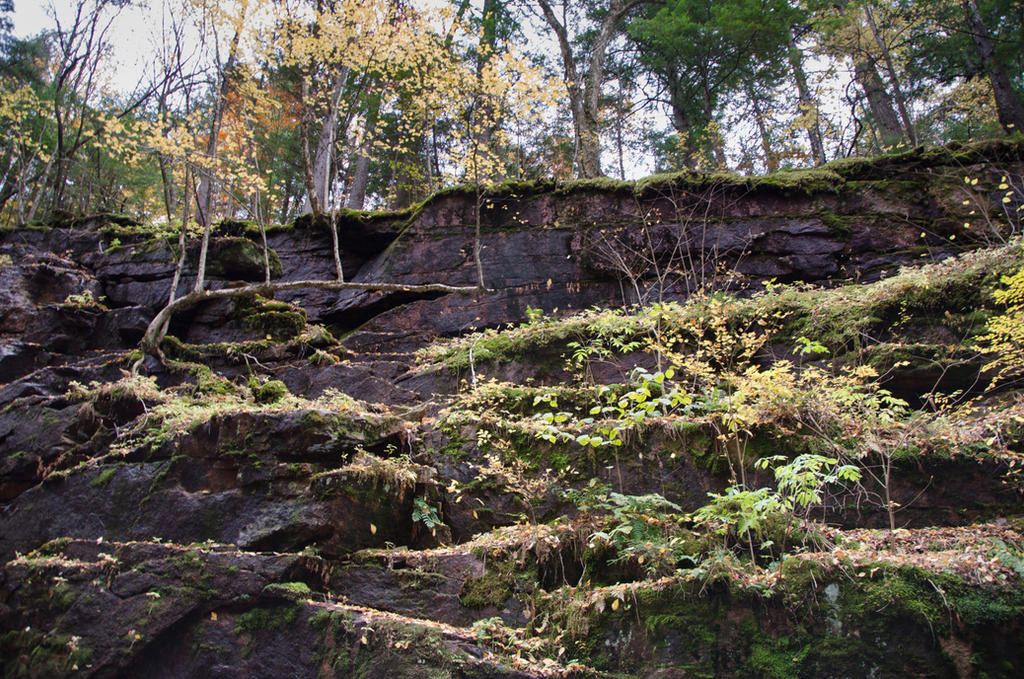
[305,66,350,213]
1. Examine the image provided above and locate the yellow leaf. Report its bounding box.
[370,523,377,535]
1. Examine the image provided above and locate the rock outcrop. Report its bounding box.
[2,141,1024,678]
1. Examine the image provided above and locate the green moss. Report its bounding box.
[528,550,1024,676]
[31,537,73,557]
[635,165,845,197]
[780,558,1024,639]
[822,138,1024,181]
[0,221,52,233]
[765,243,1020,355]
[208,237,283,279]
[160,357,238,397]
[309,607,353,631]
[51,581,78,610]
[253,379,289,404]
[235,294,307,342]
[0,629,94,678]
[266,581,312,596]
[234,603,302,633]
[460,569,513,609]
[817,210,851,237]
[743,631,810,679]
[161,334,277,363]
[503,428,572,473]
[91,467,118,488]
[754,167,846,194]
[556,176,635,195]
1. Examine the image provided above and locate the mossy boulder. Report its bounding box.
[253,379,289,404]
[234,294,306,341]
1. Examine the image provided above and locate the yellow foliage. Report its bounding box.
[980,246,1024,385]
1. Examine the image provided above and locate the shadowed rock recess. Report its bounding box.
[2,141,1024,677]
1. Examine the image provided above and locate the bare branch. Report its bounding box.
[137,278,487,365]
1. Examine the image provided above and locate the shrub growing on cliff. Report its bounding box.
[979,244,1024,386]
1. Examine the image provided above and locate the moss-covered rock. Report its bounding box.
[207,237,283,280]
[252,379,289,404]
[233,294,306,341]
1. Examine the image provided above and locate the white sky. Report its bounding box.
[11,0,166,96]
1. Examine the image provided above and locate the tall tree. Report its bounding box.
[896,0,1024,137]
[862,2,916,143]
[533,0,652,178]
[48,0,124,214]
[627,0,795,169]
[960,0,1024,133]
[787,26,827,164]
[814,0,907,147]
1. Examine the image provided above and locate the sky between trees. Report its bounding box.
[0,0,1021,228]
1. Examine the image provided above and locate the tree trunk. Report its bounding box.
[614,91,626,180]
[299,78,321,217]
[746,81,777,172]
[787,35,826,165]
[702,83,727,167]
[537,0,649,179]
[666,70,697,170]
[579,1,625,179]
[473,0,501,162]
[23,151,54,224]
[853,56,904,143]
[345,130,374,209]
[346,151,372,210]
[345,85,382,210]
[962,0,1024,134]
[305,66,350,213]
[162,167,191,336]
[139,278,483,363]
[863,5,917,144]
[195,30,240,228]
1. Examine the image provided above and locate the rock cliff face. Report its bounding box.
[2,141,1024,678]
[4,142,1015,376]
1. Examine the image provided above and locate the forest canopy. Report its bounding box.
[0,0,1021,227]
